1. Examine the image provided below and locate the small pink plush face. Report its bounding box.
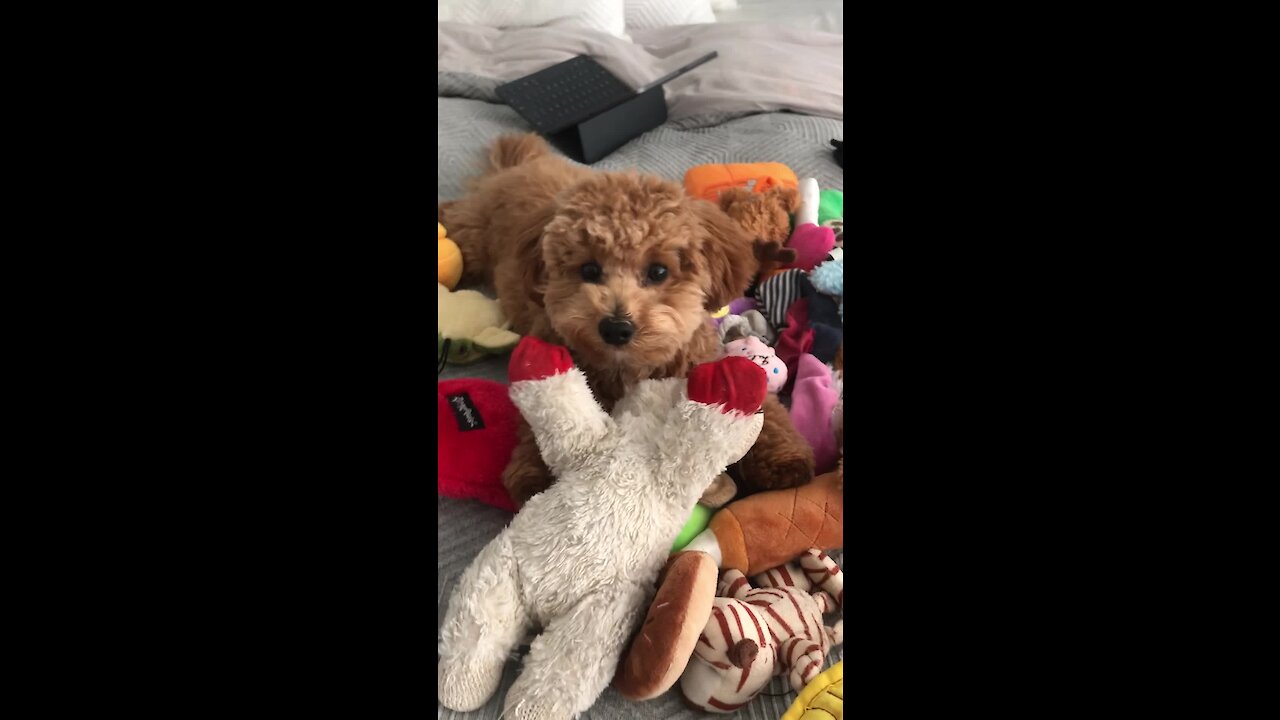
[718,336,787,392]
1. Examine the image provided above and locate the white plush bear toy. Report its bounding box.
[438,336,768,720]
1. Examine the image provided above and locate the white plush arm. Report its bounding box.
[508,369,615,476]
[796,177,820,226]
[652,400,763,491]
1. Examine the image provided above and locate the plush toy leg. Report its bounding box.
[438,536,531,712]
[781,637,829,694]
[798,548,844,608]
[828,619,844,646]
[718,568,756,600]
[681,527,723,566]
[797,177,820,227]
[504,587,647,720]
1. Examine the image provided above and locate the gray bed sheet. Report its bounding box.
[438,71,843,720]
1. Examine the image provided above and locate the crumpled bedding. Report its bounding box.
[438,71,844,207]
[438,20,843,120]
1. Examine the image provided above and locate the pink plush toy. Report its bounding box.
[784,178,836,271]
[718,336,787,393]
[788,353,841,473]
[786,224,837,272]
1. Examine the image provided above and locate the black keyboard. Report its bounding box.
[496,56,636,135]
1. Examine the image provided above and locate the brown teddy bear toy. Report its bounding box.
[715,186,801,281]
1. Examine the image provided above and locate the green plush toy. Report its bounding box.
[672,504,712,552]
[790,186,844,236]
[438,283,521,368]
[819,188,843,227]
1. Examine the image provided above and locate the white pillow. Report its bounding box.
[439,0,627,38]
[625,0,717,29]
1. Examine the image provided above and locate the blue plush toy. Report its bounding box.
[808,247,843,320]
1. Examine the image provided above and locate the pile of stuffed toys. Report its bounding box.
[437,162,844,719]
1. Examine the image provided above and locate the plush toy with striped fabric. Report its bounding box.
[680,548,844,713]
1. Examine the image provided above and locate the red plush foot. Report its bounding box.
[508,337,574,383]
[686,356,767,415]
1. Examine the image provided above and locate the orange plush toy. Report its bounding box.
[684,162,799,203]
[699,468,842,577]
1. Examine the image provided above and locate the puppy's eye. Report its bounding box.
[580,262,602,283]
[645,264,668,284]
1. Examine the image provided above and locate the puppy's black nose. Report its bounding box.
[598,317,635,346]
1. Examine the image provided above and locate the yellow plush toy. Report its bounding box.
[782,661,843,720]
[438,222,462,290]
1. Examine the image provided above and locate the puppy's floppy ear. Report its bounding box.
[509,201,556,307]
[689,199,756,311]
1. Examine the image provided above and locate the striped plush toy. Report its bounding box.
[680,548,845,713]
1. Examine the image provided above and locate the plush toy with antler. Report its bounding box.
[438,337,768,720]
[681,548,845,713]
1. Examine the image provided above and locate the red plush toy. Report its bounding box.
[437,378,519,513]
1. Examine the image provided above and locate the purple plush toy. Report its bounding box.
[717,336,788,393]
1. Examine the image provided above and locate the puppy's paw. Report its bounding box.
[738,451,814,491]
[501,463,553,509]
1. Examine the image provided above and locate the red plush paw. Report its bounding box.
[508,336,574,383]
[686,356,767,415]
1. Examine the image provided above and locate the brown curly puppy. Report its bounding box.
[441,133,814,507]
